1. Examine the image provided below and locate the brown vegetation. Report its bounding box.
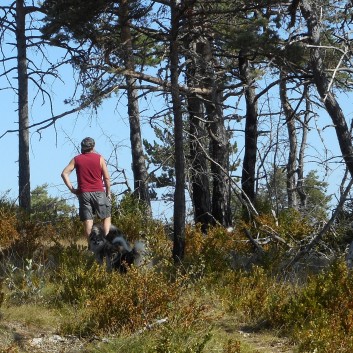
[0,198,352,352]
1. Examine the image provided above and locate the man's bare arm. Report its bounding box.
[61,158,78,194]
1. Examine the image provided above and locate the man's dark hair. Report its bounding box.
[81,137,95,153]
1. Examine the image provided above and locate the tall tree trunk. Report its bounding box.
[279,70,298,209]
[301,1,353,178]
[191,19,230,226]
[16,0,30,211]
[297,87,310,208]
[239,50,258,206]
[120,0,151,213]
[188,94,213,231]
[206,93,231,227]
[170,0,185,262]
[184,3,213,232]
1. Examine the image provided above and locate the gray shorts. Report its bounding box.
[78,191,111,221]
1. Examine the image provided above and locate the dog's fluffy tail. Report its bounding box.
[133,241,145,253]
[132,241,146,267]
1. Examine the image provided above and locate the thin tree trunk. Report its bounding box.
[188,95,213,231]
[301,0,353,178]
[279,70,297,209]
[297,87,310,208]
[170,0,185,262]
[120,0,151,213]
[16,0,30,211]
[206,92,231,226]
[239,49,258,206]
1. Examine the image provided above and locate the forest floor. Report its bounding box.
[0,307,296,353]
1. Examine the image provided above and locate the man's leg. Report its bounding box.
[102,216,111,236]
[79,193,94,239]
[83,219,94,238]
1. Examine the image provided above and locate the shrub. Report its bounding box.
[10,220,57,259]
[61,267,188,336]
[111,193,172,263]
[217,267,291,324]
[184,225,243,274]
[3,258,46,304]
[0,205,19,249]
[86,294,220,353]
[255,210,313,245]
[51,215,83,245]
[111,193,152,240]
[52,245,108,305]
[267,260,353,352]
[151,324,212,353]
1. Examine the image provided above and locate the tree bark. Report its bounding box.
[119,0,151,213]
[300,0,353,179]
[297,88,309,208]
[16,0,31,211]
[188,94,213,231]
[184,2,213,232]
[206,95,231,226]
[279,70,298,209]
[239,49,258,206]
[197,20,230,227]
[170,0,185,262]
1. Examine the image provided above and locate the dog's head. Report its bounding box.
[89,225,107,253]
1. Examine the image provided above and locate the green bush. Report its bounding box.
[111,193,172,263]
[61,267,187,336]
[151,325,212,353]
[217,267,290,324]
[267,260,353,352]
[111,193,152,240]
[184,225,243,274]
[52,245,108,305]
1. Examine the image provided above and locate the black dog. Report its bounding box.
[89,224,144,273]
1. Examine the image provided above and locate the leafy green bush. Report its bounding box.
[184,225,242,274]
[111,193,172,263]
[216,267,291,324]
[61,267,188,336]
[255,210,314,245]
[111,193,152,240]
[151,325,212,353]
[51,215,83,245]
[266,260,353,352]
[30,184,77,223]
[52,245,108,305]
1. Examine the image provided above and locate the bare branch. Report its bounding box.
[0,83,122,138]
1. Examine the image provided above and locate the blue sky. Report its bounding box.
[1,0,352,220]
[0,2,174,219]
[1,51,349,217]
[0,49,174,219]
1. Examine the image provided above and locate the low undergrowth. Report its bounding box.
[1,198,353,352]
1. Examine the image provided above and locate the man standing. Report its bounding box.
[61,137,111,238]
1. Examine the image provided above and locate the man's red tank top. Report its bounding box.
[74,153,105,193]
